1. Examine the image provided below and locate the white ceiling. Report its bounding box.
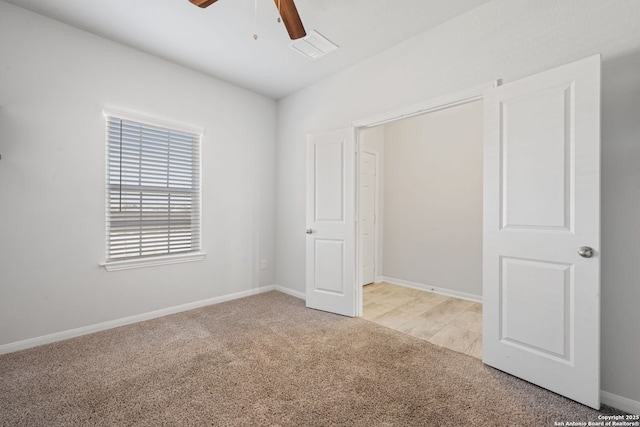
[3,0,491,99]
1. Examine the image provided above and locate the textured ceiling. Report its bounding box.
[2,0,491,99]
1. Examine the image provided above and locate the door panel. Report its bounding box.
[502,84,573,229]
[483,55,600,409]
[313,239,345,294]
[500,257,572,359]
[306,129,356,316]
[314,142,345,221]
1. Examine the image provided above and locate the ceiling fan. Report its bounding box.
[188,0,307,40]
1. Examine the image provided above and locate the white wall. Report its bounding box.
[276,0,640,407]
[382,101,483,297]
[0,2,276,346]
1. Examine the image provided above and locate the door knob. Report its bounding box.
[578,246,594,258]
[306,228,313,234]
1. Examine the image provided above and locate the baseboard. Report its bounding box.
[382,276,483,303]
[274,285,306,300]
[0,285,278,355]
[601,391,640,414]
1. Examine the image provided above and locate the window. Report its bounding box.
[104,110,203,270]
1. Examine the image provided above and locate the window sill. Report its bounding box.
[101,252,206,272]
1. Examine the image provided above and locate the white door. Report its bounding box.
[360,150,377,285]
[306,128,356,316]
[483,55,601,409]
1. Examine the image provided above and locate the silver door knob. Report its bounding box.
[306,228,313,234]
[578,246,594,258]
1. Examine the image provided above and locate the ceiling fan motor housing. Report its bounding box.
[188,0,306,40]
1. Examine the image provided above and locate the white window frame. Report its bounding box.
[102,107,205,271]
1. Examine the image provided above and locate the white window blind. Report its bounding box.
[106,115,201,262]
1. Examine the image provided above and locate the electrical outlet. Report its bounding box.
[260,259,267,270]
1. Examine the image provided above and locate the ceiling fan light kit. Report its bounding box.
[188,0,306,40]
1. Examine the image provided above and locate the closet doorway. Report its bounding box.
[359,100,483,358]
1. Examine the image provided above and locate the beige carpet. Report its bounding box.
[0,291,623,426]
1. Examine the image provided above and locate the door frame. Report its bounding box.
[351,81,497,316]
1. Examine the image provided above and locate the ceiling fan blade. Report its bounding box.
[274,0,306,40]
[189,0,218,8]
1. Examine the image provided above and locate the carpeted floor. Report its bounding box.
[0,291,624,426]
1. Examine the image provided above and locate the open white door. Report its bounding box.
[306,128,356,316]
[360,150,377,286]
[483,55,601,409]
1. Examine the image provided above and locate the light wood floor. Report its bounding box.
[362,282,482,359]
